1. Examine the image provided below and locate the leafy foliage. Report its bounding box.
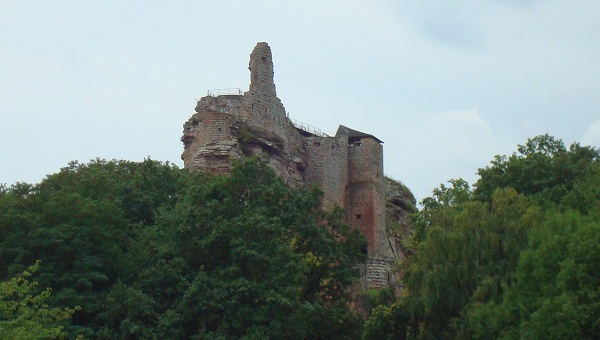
[1,157,366,338]
[475,134,600,206]
[102,158,366,338]
[1,158,184,337]
[467,210,600,338]
[5,134,597,339]
[0,261,78,339]
[365,135,600,339]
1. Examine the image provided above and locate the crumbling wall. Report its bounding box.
[181,95,242,174]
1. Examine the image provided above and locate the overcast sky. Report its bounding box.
[1,0,599,202]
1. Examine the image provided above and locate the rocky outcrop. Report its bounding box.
[384,177,417,261]
[236,123,307,187]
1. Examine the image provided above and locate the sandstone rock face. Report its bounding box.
[384,177,417,261]
[181,42,415,289]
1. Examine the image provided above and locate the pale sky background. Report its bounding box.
[1,0,599,203]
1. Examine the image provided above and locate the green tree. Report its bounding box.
[2,157,367,338]
[468,210,600,338]
[391,187,533,338]
[366,135,600,339]
[475,134,599,206]
[100,158,367,338]
[0,261,78,339]
[561,166,600,215]
[0,158,186,337]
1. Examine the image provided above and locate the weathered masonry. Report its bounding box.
[181,42,396,288]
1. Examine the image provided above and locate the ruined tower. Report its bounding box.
[241,42,290,143]
[181,42,397,288]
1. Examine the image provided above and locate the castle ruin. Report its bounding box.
[181,42,398,288]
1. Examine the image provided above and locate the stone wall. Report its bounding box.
[360,257,393,288]
[181,95,242,174]
[347,137,383,182]
[181,95,242,148]
[303,136,348,211]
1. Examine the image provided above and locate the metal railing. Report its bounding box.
[289,117,329,137]
[207,88,243,97]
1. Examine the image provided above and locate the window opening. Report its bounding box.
[361,245,368,255]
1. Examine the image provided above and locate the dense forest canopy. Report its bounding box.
[365,134,600,339]
[1,134,599,339]
[1,158,366,338]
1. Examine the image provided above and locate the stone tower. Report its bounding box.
[341,126,391,257]
[181,42,397,288]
